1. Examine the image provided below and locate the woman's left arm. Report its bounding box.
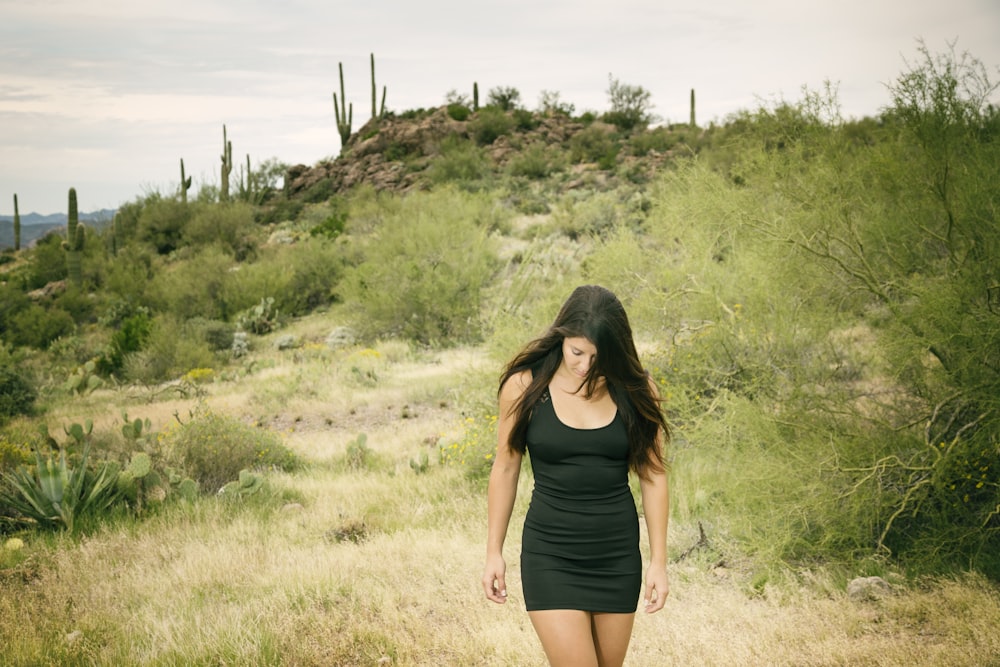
[639,436,669,613]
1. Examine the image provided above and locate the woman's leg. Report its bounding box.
[528,609,599,667]
[591,612,636,667]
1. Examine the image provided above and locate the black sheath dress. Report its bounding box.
[520,388,641,613]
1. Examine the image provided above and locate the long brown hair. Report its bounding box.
[499,285,669,479]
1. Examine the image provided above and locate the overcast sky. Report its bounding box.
[2,0,999,216]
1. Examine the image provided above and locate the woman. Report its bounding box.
[482,285,670,667]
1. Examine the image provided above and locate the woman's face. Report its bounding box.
[560,336,597,379]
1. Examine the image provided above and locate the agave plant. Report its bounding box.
[0,444,120,532]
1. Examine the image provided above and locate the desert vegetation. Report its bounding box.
[1,42,999,665]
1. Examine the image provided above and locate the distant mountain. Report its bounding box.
[0,209,115,250]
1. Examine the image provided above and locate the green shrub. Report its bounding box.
[0,434,31,474]
[341,187,501,345]
[184,202,258,260]
[165,409,299,494]
[512,108,538,131]
[186,318,236,351]
[569,124,619,165]
[628,126,680,155]
[146,245,241,321]
[0,368,35,424]
[427,135,493,185]
[9,305,75,349]
[25,232,68,289]
[446,103,471,121]
[229,240,344,318]
[603,75,654,131]
[138,196,191,254]
[97,311,152,376]
[507,143,564,180]
[123,315,217,384]
[469,107,514,146]
[486,86,521,111]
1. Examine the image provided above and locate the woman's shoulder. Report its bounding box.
[500,368,533,402]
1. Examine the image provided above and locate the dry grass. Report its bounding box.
[2,337,1000,666]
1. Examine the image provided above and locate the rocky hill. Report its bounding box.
[282,106,686,200]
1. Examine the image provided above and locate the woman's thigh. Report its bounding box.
[591,612,636,667]
[528,609,598,667]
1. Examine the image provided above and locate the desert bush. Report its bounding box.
[146,245,241,321]
[341,188,501,346]
[486,86,521,111]
[184,201,259,260]
[603,75,655,131]
[138,196,191,255]
[164,408,299,494]
[25,232,68,289]
[446,103,471,121]
[426,135,493,186]
[186,318,236,352]
[8,305,75,350]
[439,412,497,481]
[123,315,217,384]
[0,367,36,424]
[469,107,514,146]
[96,310,152,377]
[506,142,565,180]
[569,124,619,166]
[628,126,681,155]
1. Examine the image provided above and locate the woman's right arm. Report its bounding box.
[482,371,528,604]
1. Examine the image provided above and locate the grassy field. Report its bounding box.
[2,312,1000,666]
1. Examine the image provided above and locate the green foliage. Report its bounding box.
[27,232,69,288]
[0,367,36,424]
[310,210,347,240]
[469,107,514,146]
[184,202,258,259]
[0,434,31,473]
[165,408,298,494]
[9,305,75,350]
[569,124,619,166]
[0,443,119,532]
[122,315,217,384]
[603,75,654,131]
[507,142,565,180]
[427,135,493,185]
[486,86,521,111]
[341,188,501,345]
[138,195,192,254]
[96,310,152,377]
[446,103,471,122]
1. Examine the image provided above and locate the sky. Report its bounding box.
[1,0,999,216]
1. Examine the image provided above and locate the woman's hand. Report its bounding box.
[643,563,669,613]
[482,553,509,604]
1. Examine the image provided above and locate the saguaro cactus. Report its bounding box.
[220,125,233,202]
[65,187,85,286]
[333,62,353,148]
[12,194,20,251]
[473,82,479,112]
[370,53,386,120]
[179,158,193,203]
[690,88,697,128]
[111,211,123,256]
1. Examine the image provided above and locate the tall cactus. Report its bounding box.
[220,125,233,202]
[333,62,353,148]
[65,187,85,286]
[473,82,479,112]
[370,53,386,120]
[179,158,193,203]
[690,88,696,128]
[12,194,20,251]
